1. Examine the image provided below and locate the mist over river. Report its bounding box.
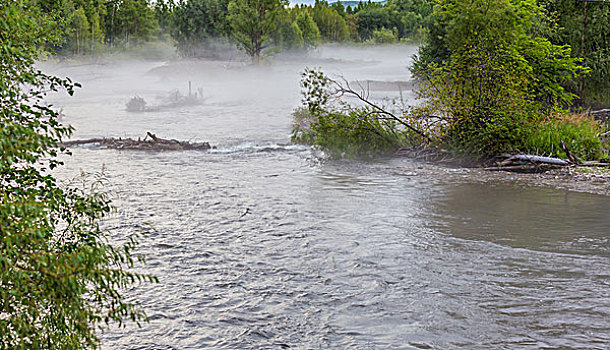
[44,45,609,349]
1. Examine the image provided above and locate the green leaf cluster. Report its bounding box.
[544,0,610,107]
[170,0,230,56]
[34,0,159,54]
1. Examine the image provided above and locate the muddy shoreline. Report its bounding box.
[483,166,610,196]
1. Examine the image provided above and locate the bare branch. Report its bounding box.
[329,75,433,143]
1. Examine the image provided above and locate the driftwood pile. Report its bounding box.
[62,132,211,151]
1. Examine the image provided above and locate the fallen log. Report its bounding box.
[509,154,570,166]
[61,132,211,151]
[61,138,105,146]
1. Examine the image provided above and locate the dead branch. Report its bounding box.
[329,76,433,144]
[580,161,610,167]
[560,140,580,164]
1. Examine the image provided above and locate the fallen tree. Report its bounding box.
[62,132,212,151]
[486,151,609,171]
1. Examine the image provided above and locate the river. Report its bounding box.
[45,45,609,349]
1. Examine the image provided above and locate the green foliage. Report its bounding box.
[227,0,286,60]
[293,69,405,158]
[370,27,397,44]
[312,1,349,42]
[278,20,304,50]
[70,8,90,55]
[30,0,440,57]
[171,0,230,57]
[32,0,160,54]
[300,67,331,114]
[0,2,155,348]
[544,0,610,107]
[355,5,391,40]
[292,107,404,158]
[372,0,433,39]
[114,0,159,46]
[296,11,321,49]
[412,0,587,157]
[524,115,606,161]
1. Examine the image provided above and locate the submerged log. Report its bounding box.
[61,132,211,151]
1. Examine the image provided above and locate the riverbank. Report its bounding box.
[393,147,610,196]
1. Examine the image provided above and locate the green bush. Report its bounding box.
[370,27,397,44]
[524,115,606,160]
[446,110,531,157]
[292,107,404,158]
[293,68,417,158]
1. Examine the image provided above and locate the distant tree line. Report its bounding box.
[35,0,434,56]
[33,0,609,106]
[164,0,436,57]
[36,0,159,55]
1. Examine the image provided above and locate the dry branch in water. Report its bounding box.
[62,132,212,151]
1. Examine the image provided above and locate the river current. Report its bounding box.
[45,46,609,349]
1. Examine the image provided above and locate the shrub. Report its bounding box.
[292,107,404,158]
[370,27,397,44]
[1,2,155,348]
[293,68,420,158]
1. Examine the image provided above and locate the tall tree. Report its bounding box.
[227,0,286,60]
[312,1,349,42]
[296,11,321,49]
[71,7,90,55]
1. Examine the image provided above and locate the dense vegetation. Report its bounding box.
[294,0,610,160]
[544,0,610,107]
[33,0,435,57]
[0,2,156,348]
[32,0,608,107]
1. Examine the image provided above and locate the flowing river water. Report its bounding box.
[45,46,609,349]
